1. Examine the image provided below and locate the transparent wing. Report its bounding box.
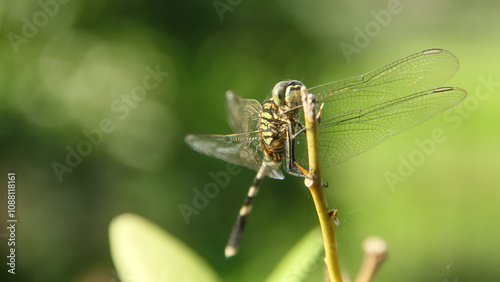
[294,49,467,169]
[185,132,284,180]
[226,91,262,134]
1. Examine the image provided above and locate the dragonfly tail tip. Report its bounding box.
[225,245,238,258]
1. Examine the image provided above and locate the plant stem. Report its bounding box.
[355,237,387,282]
[301,88,342,282]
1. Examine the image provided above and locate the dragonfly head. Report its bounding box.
[272,80,304,108]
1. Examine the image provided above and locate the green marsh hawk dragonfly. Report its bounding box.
[185,49,467,257]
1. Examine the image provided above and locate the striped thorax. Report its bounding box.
[259,80,304,163]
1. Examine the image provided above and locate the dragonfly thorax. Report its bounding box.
[259,99,287,163]
[260,80,305,163]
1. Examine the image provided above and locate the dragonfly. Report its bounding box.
[185,49,467,257]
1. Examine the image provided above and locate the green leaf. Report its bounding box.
[109,213,221,282]
[265,227,324,282]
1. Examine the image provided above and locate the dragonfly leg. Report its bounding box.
[225,162,267,258]
[284,122,313,179]
[289,117,308,139]
[290,125,308,139]
[293,161,310,176]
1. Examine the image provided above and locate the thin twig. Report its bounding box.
[355,237,387,282]
[301,86,342,282]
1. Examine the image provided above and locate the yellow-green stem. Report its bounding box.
[301,89,342,282]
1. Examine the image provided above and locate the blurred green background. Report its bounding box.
[1,0,499,281]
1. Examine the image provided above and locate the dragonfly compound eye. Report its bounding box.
[272,81,288,106]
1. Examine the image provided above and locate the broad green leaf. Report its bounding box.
[109,213,221,282]
[265,227,324,282]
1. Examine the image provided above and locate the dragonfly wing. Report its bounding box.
[226,91,262,134]
[323,87,465,168]
[294,49,467,169]
[309,49,460,111]
[185,132,284,180]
